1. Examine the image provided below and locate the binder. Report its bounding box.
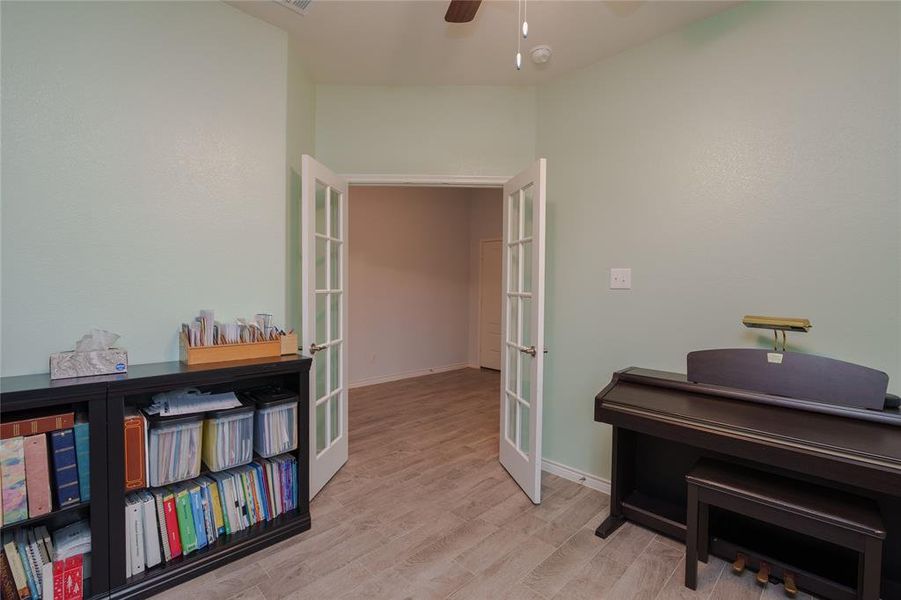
[151,489,173,562]
[188,485,207,550]
[139,491,162,568]
[174,486,197,554]
[0,437,28,524]
[23,434,51,518]
[49,430,80,508]
[73,421,90,502]
[161,490,181,558]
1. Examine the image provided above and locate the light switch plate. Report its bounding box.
[610,268,631,290]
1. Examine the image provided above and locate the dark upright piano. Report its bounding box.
[594,360,901,600]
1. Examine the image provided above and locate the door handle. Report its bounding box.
[518,346,548,357]
[309,342,327,355]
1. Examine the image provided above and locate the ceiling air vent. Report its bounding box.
[277,0,312,16]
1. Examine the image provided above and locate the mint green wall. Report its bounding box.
[315,85,536,177]
[0,1,310,376]
[286,40,317,334]
[537,1,900,480]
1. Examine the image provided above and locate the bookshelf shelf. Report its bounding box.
[0,355,312,600]
[115,508,310,599]
[0,500,90,534]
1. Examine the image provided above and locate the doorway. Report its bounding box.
[346,185,503,388]
[300,156,548,504]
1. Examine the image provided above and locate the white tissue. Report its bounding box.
[74,328,120,352]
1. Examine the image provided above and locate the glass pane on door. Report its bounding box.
[312,182,345,456]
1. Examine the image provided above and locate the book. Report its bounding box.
[72,420,90,502]
[23,434,51,518]
[204,476,225,536]
[1,548,24,600]
[254,465,267,522]
[188,484,207,550]
[174,485,196,554]
[161,490,181,559]
[0,437,28,524]
[49,430,80,508]
[198,480,216,543]
[1,412,74,440]
[126,496,144,576]
[52,559,64,599]
[25,529,44,598]
[15,529,37,600]
[40,562,53,600]
[35,526,53,566]
[151,489,171,563]
[55,554,83,600]
[50,520,90,560]
[232,471,248,529]
[3,532,31,600]
[209,472,232,535]
[123,409,146,490]
[139,491,161,569]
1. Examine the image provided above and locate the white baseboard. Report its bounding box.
[349,362,473,389]
[542,458,611,495]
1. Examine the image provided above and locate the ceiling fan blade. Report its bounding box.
[445,0,482,23]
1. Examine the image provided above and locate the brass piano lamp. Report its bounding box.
[742,315,811,352]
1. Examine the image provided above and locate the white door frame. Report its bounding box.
[343,174,508,188]
[477,238,503,369]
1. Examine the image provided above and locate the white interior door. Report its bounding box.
[479,240,503,370]
[499,159,546,504]
[301,154,349,499]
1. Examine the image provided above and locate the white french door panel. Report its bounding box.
[301,154,349,499]
[498,158,546,504]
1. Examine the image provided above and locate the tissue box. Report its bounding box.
[50,349,128,380]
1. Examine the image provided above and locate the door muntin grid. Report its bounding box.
[504,183,534,457]
[313,180,344,457]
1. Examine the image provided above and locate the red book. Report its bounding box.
[1,412,74,439]
[163,493,182,558]
[54,559,65,599]
[54,554,83,600]
[63,555,83,600]
[23,434,52,517]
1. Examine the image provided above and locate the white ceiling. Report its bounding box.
[230,0,740,86]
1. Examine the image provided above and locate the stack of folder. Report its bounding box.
[124,454,297,577]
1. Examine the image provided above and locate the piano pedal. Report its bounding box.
[732,553,747,575]
[756,562,771,587]
[783,571,798,598]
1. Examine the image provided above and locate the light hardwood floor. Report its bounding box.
[152,368,814,600]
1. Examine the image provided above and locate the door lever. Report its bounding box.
[518,346,548,357]
[309,342,326,355]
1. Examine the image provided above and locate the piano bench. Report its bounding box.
[684,459,886,600]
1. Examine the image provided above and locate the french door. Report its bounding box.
[499,159,547,504]
[301,155,349,498]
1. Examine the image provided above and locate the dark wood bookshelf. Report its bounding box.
[113,508,310,600]
[0,499,90,533]
[0,354,312,600]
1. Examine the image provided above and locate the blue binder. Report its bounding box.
[73,421,90,502]
[50,429,81,507]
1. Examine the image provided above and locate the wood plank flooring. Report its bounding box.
[151,368,816,600]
